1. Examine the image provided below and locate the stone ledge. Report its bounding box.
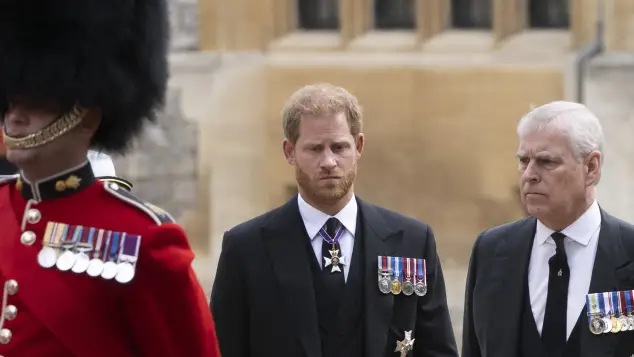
[586,52,634,69]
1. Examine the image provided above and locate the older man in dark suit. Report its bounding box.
[462,101,634,357]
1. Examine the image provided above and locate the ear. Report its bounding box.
[355,133,364,158]
[282,138,296,165]
[585,151,601,186]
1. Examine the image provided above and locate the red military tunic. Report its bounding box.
[0,162,220,357]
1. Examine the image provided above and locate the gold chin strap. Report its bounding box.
[2,106,87,150]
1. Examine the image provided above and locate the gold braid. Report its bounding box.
[2,106,87,150]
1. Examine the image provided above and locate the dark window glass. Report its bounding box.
[451,0,492,28]
[297,0,340,30]
[374,0,416,30]
[529,0,569,28]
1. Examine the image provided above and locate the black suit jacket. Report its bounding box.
[210,195,458,357]
[462,209,634,357]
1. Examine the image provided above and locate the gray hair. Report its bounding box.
[517,101,605,163]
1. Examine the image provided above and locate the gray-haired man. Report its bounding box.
[462,101,634,357]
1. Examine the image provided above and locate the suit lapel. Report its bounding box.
[486,217,536,357]
[261,197,321,357]
[580,209,628,357]
[359,198,401,357]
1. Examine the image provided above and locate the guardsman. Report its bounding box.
[0,1,220,357]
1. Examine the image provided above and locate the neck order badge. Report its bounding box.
[319,222,346,273]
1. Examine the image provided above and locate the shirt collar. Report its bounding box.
[535,200,601,246]
[297,193,358,240]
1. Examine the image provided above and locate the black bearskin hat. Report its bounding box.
[0,0,170,153]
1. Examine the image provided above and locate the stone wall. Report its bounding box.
[584,53,634,222]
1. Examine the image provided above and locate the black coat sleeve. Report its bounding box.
[210,230,250,357]
[414,224,459,357]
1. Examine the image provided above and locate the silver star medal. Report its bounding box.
[395,330,415,357]
[324,248,346,273]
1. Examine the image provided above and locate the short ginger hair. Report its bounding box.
[282,83,363,144]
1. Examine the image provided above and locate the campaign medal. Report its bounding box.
[391,256,402,295]
[586,293,606,334]
[587,293,606,335]
[115,234,142,283]
[319,223,346,274]
[377,256,392,294]
[608,291,621,333]
[617,291,630,331]
[56,225,83,271]
[86,230,108,277]
[101,232,122,280]
[38,222,66,269]
[601,292,614,333]
[414,258,427,297]
[72,227,96,274]
[402,258,414,296]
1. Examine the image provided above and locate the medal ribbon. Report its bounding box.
[378,256,384,272]
[586,293,600,320]
[54,224,68,249]
[43,222,57,249]
[319,224,344,245]
[70,226,83,245]
[77,227,94,249]
[118,235,141,264]
[101,231,113,261]
[387,256,392,275]
[603,292,613,317]
[405,258,411,282]
[618,291,627,317]
[392,256,401,283]
[598,292,606,317]
[86,227,96,247]
[92,229,105,259]
[107,232,121,262]
[417,258,426,285]
[611,291,620,317]
[627,291,633,315]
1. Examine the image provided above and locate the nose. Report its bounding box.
[320,150,337,170]
[3,105,25,125]
[521,161,539,183]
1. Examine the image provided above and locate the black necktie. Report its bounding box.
[541,232,569,356]
[321,217,345,303]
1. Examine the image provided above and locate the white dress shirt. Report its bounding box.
[528,200,601,339]
[298,193,358,282]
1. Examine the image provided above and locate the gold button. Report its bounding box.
[0,328,12,344]
[4,305,17,321]
[20,231,35,246]
[26,209,41,224]
[5,280,18,295]
[55,181,66,192]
